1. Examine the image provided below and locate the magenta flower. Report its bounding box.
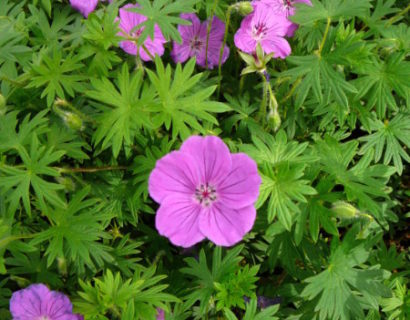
[69,0,112,18]
[171,13,229,69]
[10,283,82,320]
[149,136,261,247]
[234,2,291,58]
[255,0,312,36]
[117,4,166,61]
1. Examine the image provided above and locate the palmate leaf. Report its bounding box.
[0,134,65,216]
[359,112,410,175]
[224,298,279,320]
[301,226,391,320]
[0,25,31,67]
[30,187,113,272]
[0,111,48,153]
[180,245,244,315]
[146,57,230,139]
[353,53,410,118]
[316,136,396,220]
[291,0,372,25]
[242,131,317,229]
[75,267,178,319]
[131,0,199,44]
[282,54,357,109]
[27,50,87,107]
[86,63,155,157]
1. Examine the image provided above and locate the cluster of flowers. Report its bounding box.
[70,0,310,68]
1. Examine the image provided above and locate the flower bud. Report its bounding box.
[0,93,6,115]
[55,176,76,192]
[63,112,84,131]
[331,201,358,219]
[267,108,281,132]
[235,1,253,15]
[57,257,68,276]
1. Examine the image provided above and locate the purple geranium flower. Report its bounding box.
[234,2,291,58]
[171,13,229,69]
[117,4,166,61]
[69,0,112,18]
[255,0,312,36]
[10,283,82,320]
[149,136,261,247]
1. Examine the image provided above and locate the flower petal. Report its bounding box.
[180,136,232,185]
[10,284,48,318]
[45,290,73,318]
[217,153,261,209]
[118,4,146,34]
[261,36,291,58]
[234,15,256,53]
[149,151,200,204]
[199,203,256,246]
[70,0,98,17]
[156,196,205,247]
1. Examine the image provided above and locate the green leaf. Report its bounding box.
[358,112,410,175]
[146,57,230,139]
[131,0,199,43]
[31,187,113,271]
[0,134,65,216]
[353,54,410,118]
[27,50,86,107]
[292,0,372,25]
[301,228,391,320]
[86,63,155,157]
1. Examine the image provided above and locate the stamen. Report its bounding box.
[195,183,217,207]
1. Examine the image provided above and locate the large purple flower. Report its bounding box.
[117,4,166,61]
[234,2,291,58]
[69,0,112,18]
[255,0,312,36]
[9,283,82,320]
[171,14,229,69]
[149,136,261,247]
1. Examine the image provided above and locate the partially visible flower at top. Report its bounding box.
[69,0,112,18]
[156,308,165,320]
[149,135,261,247]
[117,4,166,61]
[234,2,292,58]
[254,0,312,36]
[10,283,82,320]
[171,13,230,69]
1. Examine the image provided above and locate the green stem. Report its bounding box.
[217,5,234,97]
[57,166,128,173]
[205,0,219,68]
[318,17,331,56]
[386,4,410,26]
[0,76,26,87]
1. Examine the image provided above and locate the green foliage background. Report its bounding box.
[0,0,409,319]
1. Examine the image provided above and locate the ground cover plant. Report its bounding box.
[0,0,409,319]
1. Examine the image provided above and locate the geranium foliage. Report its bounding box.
[0,0,409,319]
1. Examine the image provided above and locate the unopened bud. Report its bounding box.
[267,108,281,132]
[63,112,84,131]
[57,257,67,276]
[235,2,253,15]
[331,201,358,219]
[55,176,76,192]
[0,94,6,115]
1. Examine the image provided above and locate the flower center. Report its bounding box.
[195,183,217,207]
[190,36,203,52]
[282,0,293,14]
[132,28,143,38]
[37,316,50,320]
[252,23,268,41]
